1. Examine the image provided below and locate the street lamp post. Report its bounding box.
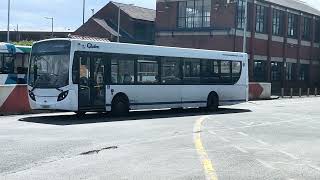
[7,0,11,42]
[243,0,248,53]
[45,17,54,38]
[83,0,86,24]
[117,5,120,42]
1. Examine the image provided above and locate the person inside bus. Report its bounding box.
[123,74,132,84]
[3,56,14,74]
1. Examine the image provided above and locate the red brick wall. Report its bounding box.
[270,41,284,57]
[155,0,320,88]
[300,46,311,60]
[254,39,268,56]
[156,35,235,51]
[286,45,299,59]
[156,1,178,30]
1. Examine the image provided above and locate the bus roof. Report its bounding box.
[0,42,31,54]
[35,38,248,61]
[15,45,32,54]
[0,42,16,54]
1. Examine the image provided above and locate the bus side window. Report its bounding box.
[161,57,181,84]
[3,55,14,74]
[232,61,242,83]
[111,55,135,84]
[137,56,159,84]
[0,54,3,73]
[15,54,25,74]
[201,59,220,84]
[220,61,231,83]
[182,58,200,84]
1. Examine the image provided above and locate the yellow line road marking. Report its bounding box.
[193,116,218,180]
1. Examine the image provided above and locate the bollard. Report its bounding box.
[307,88,310,97]
[290,88,293,98]
[281,88,284,98]
[316,88,318,97]
[299,88,302,97]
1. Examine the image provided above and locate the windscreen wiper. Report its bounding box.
[56,87,63,92]
[31,78,40,92]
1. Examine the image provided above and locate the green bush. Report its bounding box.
[13,41,34,46]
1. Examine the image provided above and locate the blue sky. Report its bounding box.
[0,0,319,32]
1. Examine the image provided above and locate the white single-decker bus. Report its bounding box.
[28,39,248,116]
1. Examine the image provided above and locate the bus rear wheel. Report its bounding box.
[75,111,86,118]
[111,95,129,116]
[207,93,219,112]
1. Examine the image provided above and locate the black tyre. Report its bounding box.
[207,93,219,112]
[75,111,86,118]
[171,107,183,112]
[111,95,129,116]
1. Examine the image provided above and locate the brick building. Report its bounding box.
[74,2,156,45]
[155,0,320,92]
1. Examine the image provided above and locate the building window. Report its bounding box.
[254,60,266,82]
[271,62,282,81]
[299,64,309,81]
[302,17,311,41]
[315,20,320,43]
[178,0,211,29]
[272,9,283,36]
[256,5,267,33]
[285,62,295,81]
[287,13,298,38]
[237,0,245,29]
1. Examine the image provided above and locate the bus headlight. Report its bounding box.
[28,90,36,101]
[57,91,69,102]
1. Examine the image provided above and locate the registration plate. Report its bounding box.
[41,105,50,109]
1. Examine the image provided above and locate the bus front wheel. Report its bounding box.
[111,95,129,116]
[207,93,219,112]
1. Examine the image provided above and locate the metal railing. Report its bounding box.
[280,87,319,98]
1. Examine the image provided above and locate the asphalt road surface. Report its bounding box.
[1,97,320,180]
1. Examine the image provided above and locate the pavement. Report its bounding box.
[0,97,320,180]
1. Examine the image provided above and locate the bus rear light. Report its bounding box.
[57,91,69,101]
[28,90,36,101]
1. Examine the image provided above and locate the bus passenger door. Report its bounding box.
[91,56,106,109]
[77,53,106,111]
[78,55,91,109]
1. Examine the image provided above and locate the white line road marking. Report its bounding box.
[234,146,248,153]
[278,150,299,160]
[256,159,277,170]
[237,132,249,137]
